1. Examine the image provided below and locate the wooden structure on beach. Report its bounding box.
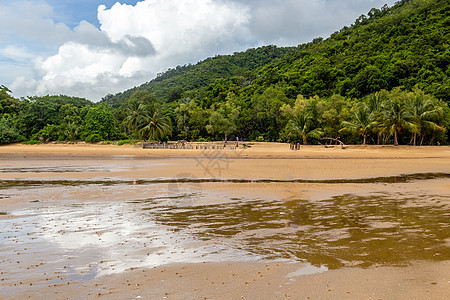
[142,142,236,150]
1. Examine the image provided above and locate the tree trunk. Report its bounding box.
[363,135,366,145]
[394,130,399,146]
[302,135,307,145]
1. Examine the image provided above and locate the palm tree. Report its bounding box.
[64,122,79,141]
[138,104,172,142]
[367,91,386,144]
[123,100,146,136]
[408,94,445,145]
[340,103,376,144]
[379,97,415,146]
[286,112,323,144]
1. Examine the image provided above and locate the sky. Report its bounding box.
[0,0,397,101]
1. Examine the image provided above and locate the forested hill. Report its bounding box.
[101,45,295,107]
[102,0,449,107]
[1,0,449,146]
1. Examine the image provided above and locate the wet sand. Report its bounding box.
[1,143,449,299]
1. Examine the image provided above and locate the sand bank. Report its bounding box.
[2,142,450,159]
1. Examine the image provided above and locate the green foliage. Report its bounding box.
[206,96,240,142]
[36,124,61,142]
[119,91,173,142]
[14,95,91,139]
[285,111,324,144]
[340,103,376,144]
[82,104,118,142]
[102,45,294,107]
[0,86,19,115]
[84,133,102,143]
[137,104,172,141]
[22,140,40,145]
[116,140,139,146]
[0,117,21,144]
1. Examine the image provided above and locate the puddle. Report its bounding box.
[149,195,450,269]
[0,201,259,292]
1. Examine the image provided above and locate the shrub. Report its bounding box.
[0,118,20,144]
[22,140,40,145]
[85,133,102,143]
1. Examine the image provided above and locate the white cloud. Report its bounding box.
[11,0,252,100]
[0,1,72,45]
[5,0,397,101]
[0,45,36,62]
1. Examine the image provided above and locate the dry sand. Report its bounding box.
[0,142,449,299]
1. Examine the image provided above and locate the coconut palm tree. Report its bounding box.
[379,97,415,146]
[286,111,323,144]
[340,103,377,144]
[64,122,79,141]
[138,104,172,142]
[123,100,146,136]
[408,93,445,145]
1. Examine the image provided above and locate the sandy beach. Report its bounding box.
[1,142,449,299]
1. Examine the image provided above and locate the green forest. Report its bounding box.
[1,0,449,145]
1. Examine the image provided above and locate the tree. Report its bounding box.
[286,111,323,144]
[318,94,352,140]
[340,103,376,144]
[206,97,239,143]
[138,104,172,141]
[408,88,445,145]
[82,104,118,142]
[0,86,19,115]
[379,90,415,145]
[174,99,208,141]
[0,117,21,144]
[123,100,147,137]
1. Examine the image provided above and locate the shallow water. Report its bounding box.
[0,168,449,294]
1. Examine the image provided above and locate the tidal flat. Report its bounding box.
[0,143,449,299]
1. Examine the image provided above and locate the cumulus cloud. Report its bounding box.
[6,0,397,101]
[11,0,252,100]
[73,21,156,57]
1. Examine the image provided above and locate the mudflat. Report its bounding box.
[0,143,449,299]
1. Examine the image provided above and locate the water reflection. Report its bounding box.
[0,201,258,289]
[149,194,450,269]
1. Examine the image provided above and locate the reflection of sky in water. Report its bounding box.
[0,201,261,288]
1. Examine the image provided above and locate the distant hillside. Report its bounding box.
[102,0,449,107]
[102,45,294,107]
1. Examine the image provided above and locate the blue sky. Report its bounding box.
[44,0,140,27]
[0,0,397,101]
